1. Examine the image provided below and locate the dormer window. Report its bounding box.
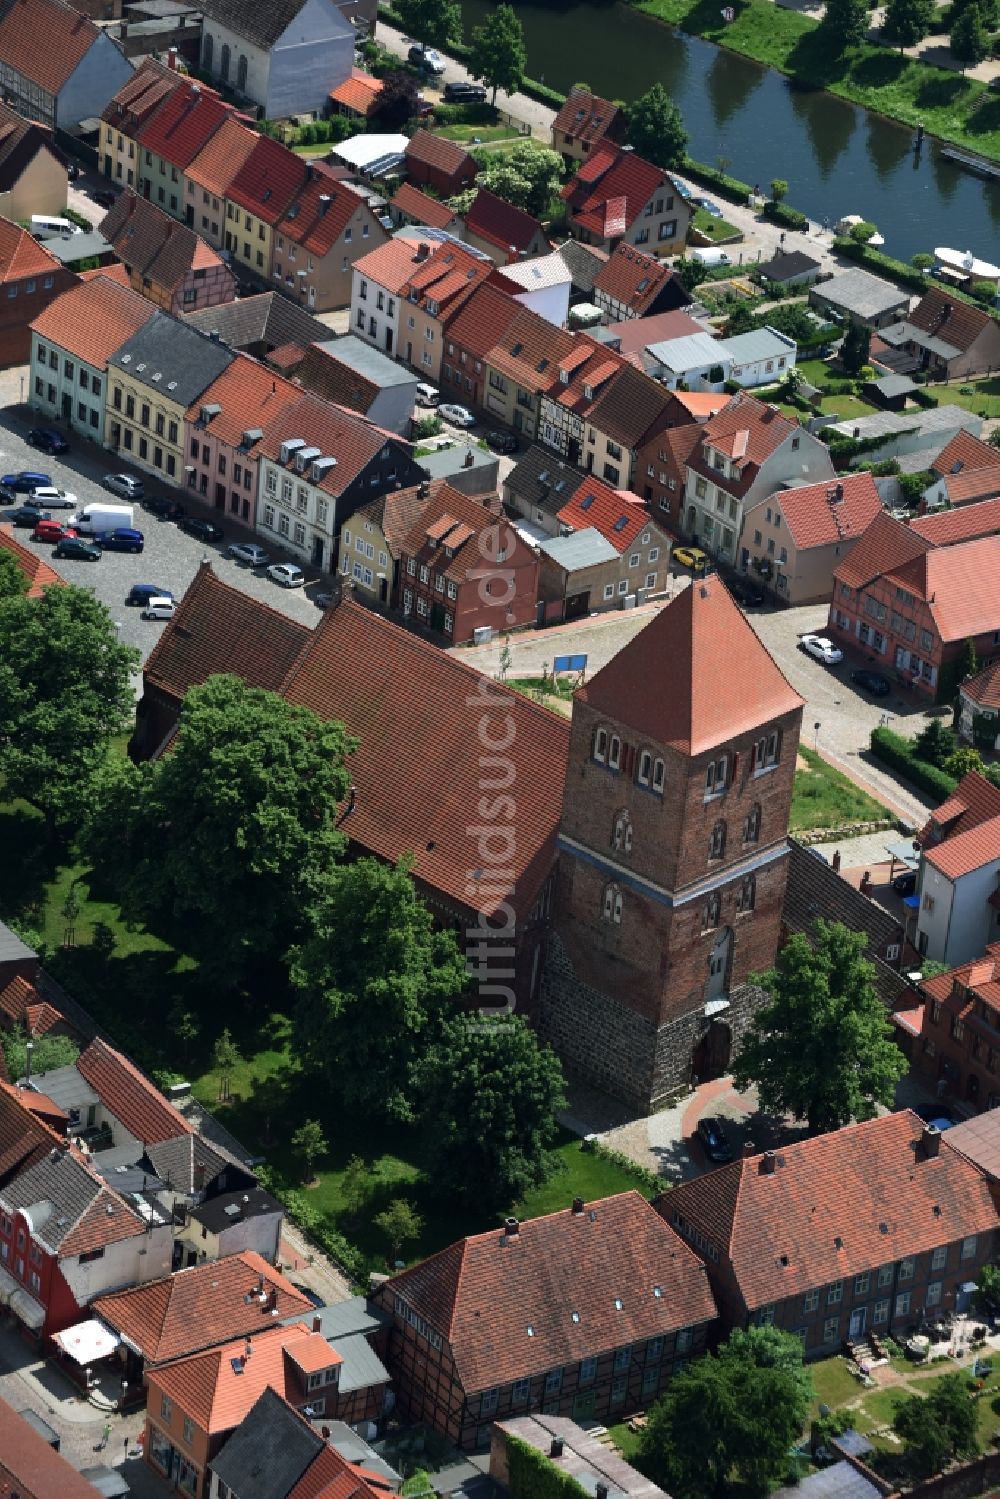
[637,750,652,786]
[593,727,608,763]
[652,758,665,793]
[608,735,621,770]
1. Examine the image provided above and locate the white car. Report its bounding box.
[228,542,270,567]
[141,596,176,620]
[415,383,440,407]
[800,634,844,666]
[268,562,306,588]
[439,403,476,428]
[29,486,77,510]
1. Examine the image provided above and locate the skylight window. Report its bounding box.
[613,515,628,531]
[580,493,594,510]
[511,342,523,356]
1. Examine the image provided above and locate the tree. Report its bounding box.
[0,549,27,600]
[396,0,461,48]
[475,141,564,218]
[841,319,870,374]
[849,220,878,244]
[912,252,935,272]
[821,0,870,46]
[732,920,906,1134]
[291,1118,327,1183]
[883,0,934,49]
[374,1198,424,1263]
[951,1,989,66]
[639,1327,811,1499]
[3,1026,79,1083]
[944,745,984,779]
[915,716,957,766]
[724,301,756,337]
[894,1373,978,1477]
[0,585,138,835]
[468,4,527,106]
[372,69,421,129]
[769,177,789,203]
[84,676,353,978]
[340,1154,372,1220]
[894,1399,952,1479]
[213,1028,240,1102]
[168,1001,200,1066]
[292,857,468,1122]
[957,635,979,685]
[623,84,688,169]
[412,1014,566,1209]
[975,1263,1000,1312]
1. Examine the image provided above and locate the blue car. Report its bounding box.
[94,526,144,554]
[2,470,51,493]
[27,427,68,455]
[127,583,174,606]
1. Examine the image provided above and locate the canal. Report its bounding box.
[460,0,1000,264]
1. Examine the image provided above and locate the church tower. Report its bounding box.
[540,576,804,1114]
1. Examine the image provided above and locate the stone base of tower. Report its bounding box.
[540,933,768,1116]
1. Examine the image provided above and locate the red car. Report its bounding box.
[32,519,76,544]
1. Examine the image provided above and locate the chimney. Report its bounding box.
[245,1337,252,1359]
[319,194,331,214]
[742,1140,756,1158]
[596,1486,608,1499]
[504,1216,519,1238]
[571,1197,585,1215]
[463,450,474,468]
[550,1438,564,1459]
[313,1313,322,1333]
[832,482,844,503]
[415,241,430,262]
[167,45,178,69]
[759,1150,776,1176]
[209,330,220,342]
[923,1124,941,1159]
[268,1287,278,1311]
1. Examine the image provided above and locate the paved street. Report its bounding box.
[0,398,322,673]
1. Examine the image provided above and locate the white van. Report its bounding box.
[141,597,176,621]
[415,383,440,407]
[690,247,732,269]
[30,215,80,238]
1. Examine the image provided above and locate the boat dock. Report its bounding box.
[941,146,1000,181]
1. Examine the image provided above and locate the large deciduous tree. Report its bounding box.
[732,920,906,1134]
[396,0,462,49]
[950,0,989,66]
[624,83,688,169]
[0,584,138,835]
[412,1014,566,1209]
[882,0,935,50]
[469,4,527,105]
[893,1373,978,1477]
[821,0,870,48]
[0,549,27,600]
[639,1327,812,1499]
[841,318,871,374]
[475,141,565,218]
[291,856,468,1122]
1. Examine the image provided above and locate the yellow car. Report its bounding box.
[672,545,709,574]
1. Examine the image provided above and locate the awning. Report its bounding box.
[55,1318,119,1365]
[885,839,920,868]
[903,894,921,909]
[79,1467,130,1497]
[10,1288,45,1331]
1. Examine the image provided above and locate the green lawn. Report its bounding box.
[433,122,520,143]
[608,1422,645,1461]
[692,207,741,243]
[809,1355,866,1418]
[790,744,890,833]
[635,0,1000,160]
[929,377,1000,420]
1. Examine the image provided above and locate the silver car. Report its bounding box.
[227,542,270,567]
[103,472,145,500]
[268,562,306,588]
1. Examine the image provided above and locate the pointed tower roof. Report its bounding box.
[576,576,803,756]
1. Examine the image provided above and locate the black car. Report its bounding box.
[727,577,765,608]
[892,869,917,896]
[696,1115,733,1164]
[851,668,891,697]
[180,515,224,542]
[127,583,175,607]
[53,536,101,561]
[485,429,518,454]
[144,495,186,521]
[0,483,16,504]
[27,427,68,455]
[443,80,487,103]
[9,504,51,527]
[92,188,116,209]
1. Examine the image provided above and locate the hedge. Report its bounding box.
[681,157,754,205]
[278,1187,370,1288]
[507,1436,591,1499]
[379,5,564,106]
[763,199,809,231]
[869,726,957,801]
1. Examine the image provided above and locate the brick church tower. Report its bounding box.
[539,577,804,1115]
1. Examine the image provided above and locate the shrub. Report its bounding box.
[762,200,809,231]
[870,726,958,800]
[281,1189,370,1286]
[682,157,754,205]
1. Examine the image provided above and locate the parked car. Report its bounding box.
[672,545,709,574]
[892,869,917,896]
[439,402,476,428]
[27,427,68,454]
[93,526,144,554]
[408,44,446,72]
[851,668,891,697]
[2,470,51,493]
[29,486,77,510]
[32,519,75,544]
[0,484,16,504]
[103,472,145,500]
[92,188,116,209]
[696,1116,733,1164]
[443,80,487,102]
[9,505,51,527]
[141,596,176,620]
[799,634,843,665]
[727,576,765,607]
[53,536,101,561]
[313,591,333,610]
[485,429,518,454]
[911,1101,954,1126]
[143,495,185,520]
[415,382,440,407]
[227,541,269,567]
[692,195,723,219]
[127,582,174,607]
[179,515,223,542]
[268,562,306,588]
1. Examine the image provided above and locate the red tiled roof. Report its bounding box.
[405,128,477,181]
[0,216,63,283]
[0,1395,112,1499]
[187,352,301,444]
[940,468,1000,505]
[94,1252,312,1364]
[772,472,883,551]
[551,88,625,149]
[887,533,1000,642]
[584,361,673,449]
[78,261,131,290]
[100,190,227,294]
[227,135,306,225]
[557,477,649,553]
[0,522,66,598]
[908,287,995,355]
[605,311,707,363]
[77,1037,193,1144]
[101,57,183,130]
[932,428,1000,479]
[919,945,1000,1027]
[486,303,575,395]
[924,811,1000,880]
[255,392,403,498]
[922,771,1000,846]
[144,560,311,704]
[138,79,233,170]
[660,1111,999,1312]
[637,422,704,496]
[330,68,384,116]
[0,1080,68,1186]
[384,1192,716,1394]
[186,115,259,199]
[832,509,932,592]
[276,171,372,258]
[685,391,800,501]
[61,1181,148,1256]
[0,976,64,1037]
[465,187,547,258]
[353,236,430,295]
[577,574,803,756]
[0,0,99,94]
[401,241,493,316]
[397,482,498,583]
[910,495,1000,546]
[593,243,679,316]
[390,182,458,230]
[442,280,518,359]
[962,658,1000,712]
[561,144,665,239]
